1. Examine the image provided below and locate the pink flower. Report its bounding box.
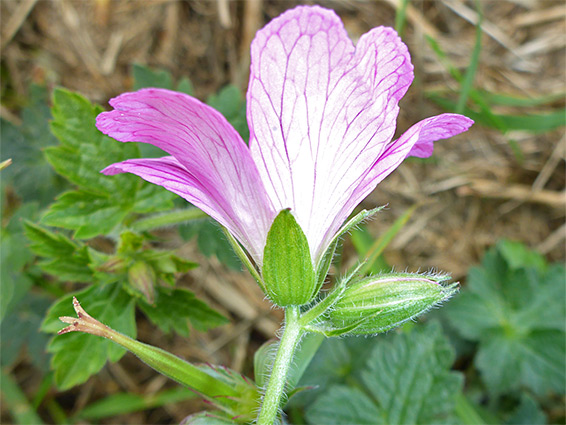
[97,5,472,267]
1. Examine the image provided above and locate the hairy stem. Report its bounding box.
[257,306,304,425]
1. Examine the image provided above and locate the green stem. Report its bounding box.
[131,208,207,232]
[108,331,238,398]
[257,306,304,425]
[58,298,238,399]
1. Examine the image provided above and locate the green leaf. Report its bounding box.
[48,88,139,194]
[307,386,383,424]
[132,63,174,90]
[1,293,52,372]
[181,412,237,425]
[206,85,249,142]
[286,333,325,390]
[180,218,241,270]
[23,221,93,282]
[138,287,227,336]
[262,209,316,306]
[303,323,462,424]
[41,190,128,239]
[176,77,195,96]
[0,84,65,206]
[288,336,375,411]
[130,183,175,214]
[1,204,38,321]
[454,393,498,425]
[1,369,45,425]
[77,387,197,420]
[505,394,547,425]
[497,239,546,272]
[42,284,136,390]
[445,242,565,395]
[44,88,174,237]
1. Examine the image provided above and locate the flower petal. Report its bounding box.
[406,113,474,158]
[247,5,415,262]
[329,113,474,238]
[97,89,275,263]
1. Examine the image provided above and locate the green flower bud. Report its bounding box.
[128,261,156,304]
[328,273,458,335]
[97,256,127,274]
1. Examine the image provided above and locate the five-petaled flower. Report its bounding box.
[97,5,472,269]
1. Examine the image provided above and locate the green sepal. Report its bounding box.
[262,209,316,306]
[222,227,265,292]
[314,207,384,292]
[304,310,383,337]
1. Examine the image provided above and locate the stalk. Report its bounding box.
[58,297,238,399]
[257,306,304,424]
[131,208,207,232]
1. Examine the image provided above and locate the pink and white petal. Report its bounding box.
[97,89,276,263]
[248,5,416,262]
[316,113,474,258]
[406,113,474,158]
[248,5,354,260]
[102,156,271,263]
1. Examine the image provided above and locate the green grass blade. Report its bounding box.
[395,0,410,37]
[358,204,419,276]
[77,387,197,420]
[426,33,506,131]
[1,369,45,425]
[456,1,483,113]
[455,393,501,425]
[482,91,565,107]
[429,95,566,132]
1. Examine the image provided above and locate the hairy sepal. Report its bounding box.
[262,209,316,306]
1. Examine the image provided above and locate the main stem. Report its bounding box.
[257,306,303,425]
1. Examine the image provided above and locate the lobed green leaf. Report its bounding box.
[138,287,227,336]
[445,241,566,395]
[302,323,462,424]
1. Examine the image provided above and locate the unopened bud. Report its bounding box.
[97,256,127,274]
[329,273,458,335]
[128,261,156,304]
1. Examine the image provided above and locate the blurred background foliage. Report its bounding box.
[1,1,564,424]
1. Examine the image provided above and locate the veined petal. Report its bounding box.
[96,89,275,263]
[324,113,474,246]
[406,113,474,158]
[248,5,414,262]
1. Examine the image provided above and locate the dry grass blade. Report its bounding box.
[458,179,566,209]
[0,0,38,52]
